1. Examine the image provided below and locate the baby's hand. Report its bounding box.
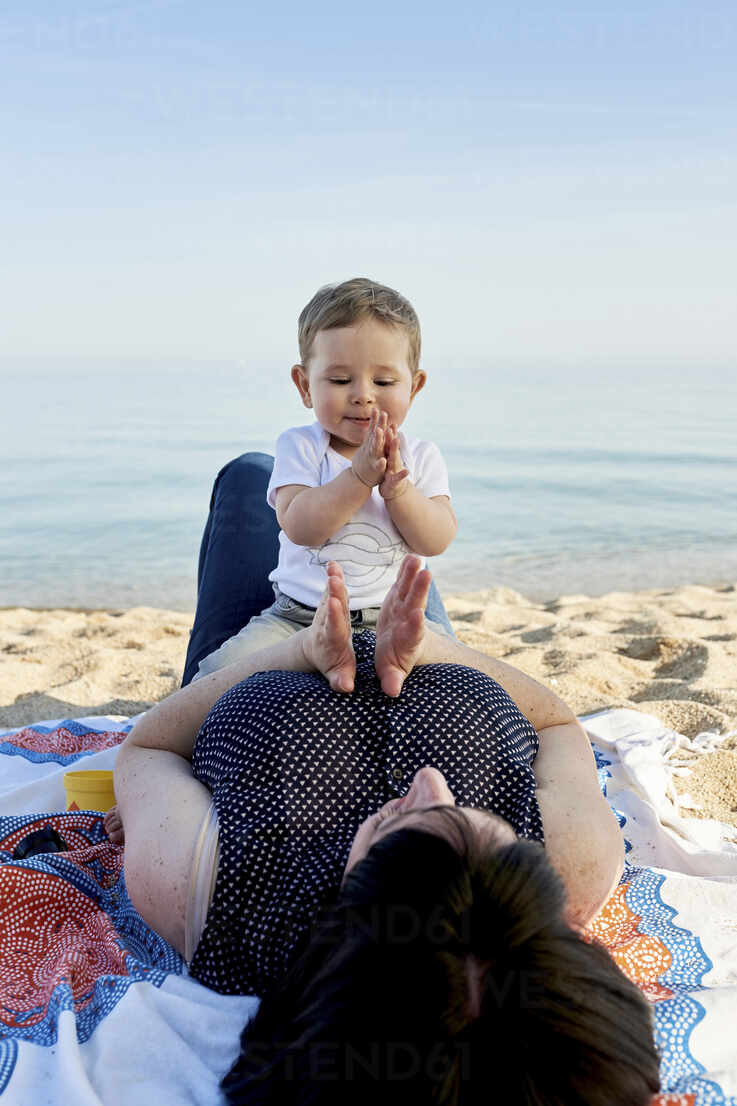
[379,425,410,500]
[352,409,388,487]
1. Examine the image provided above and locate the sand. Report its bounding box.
[2,582,735,824]
[443,581,737,827]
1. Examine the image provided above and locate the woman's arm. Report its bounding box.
[117,630,315,762]
[114,747,210,956]
[114,631,317,956]
[534,720,624,929]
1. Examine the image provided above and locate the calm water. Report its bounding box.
[2,362,736,609]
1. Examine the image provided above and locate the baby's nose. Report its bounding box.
[350,379,374,403]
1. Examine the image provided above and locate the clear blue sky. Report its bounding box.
[2,0,735,370]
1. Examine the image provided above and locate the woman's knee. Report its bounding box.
[214,452,275,498]
[210,453,279,539]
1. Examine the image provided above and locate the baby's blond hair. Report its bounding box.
[297,277,421,376]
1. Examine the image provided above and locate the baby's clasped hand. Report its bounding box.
[351,409,389,487]
[379,424,410,500]
[351,412,410,498]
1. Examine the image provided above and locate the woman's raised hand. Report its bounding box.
[374,555,432,697]
[303,561,356,692]
[303,558,431,697]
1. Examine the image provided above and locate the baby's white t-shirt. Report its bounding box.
[266,422,451,610]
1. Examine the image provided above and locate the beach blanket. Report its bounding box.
[1,710,736,1105]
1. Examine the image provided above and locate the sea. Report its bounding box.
[2,361,736,610]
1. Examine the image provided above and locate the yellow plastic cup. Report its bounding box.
[64,770,117,813]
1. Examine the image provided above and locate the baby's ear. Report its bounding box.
[291,364,312,408]
[409,370,427,400]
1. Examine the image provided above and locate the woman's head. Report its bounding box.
[343,766,516,883]
[222,798,661,1105]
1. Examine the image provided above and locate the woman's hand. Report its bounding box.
[374,555,431,696]
[351,409,389,487]
[301,561,356,692]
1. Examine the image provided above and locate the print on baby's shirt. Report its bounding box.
[308,522,407,597]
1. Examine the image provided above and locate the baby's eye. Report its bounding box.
[329,378,350,384]
[375,380,395,387]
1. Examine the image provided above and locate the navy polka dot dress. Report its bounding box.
[189,631,543,996]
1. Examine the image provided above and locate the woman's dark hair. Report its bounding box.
[223,809,660,1104]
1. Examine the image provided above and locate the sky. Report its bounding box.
[1,0,735,372]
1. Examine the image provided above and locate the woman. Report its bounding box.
[113,455,660,1103]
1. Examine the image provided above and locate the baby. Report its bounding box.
[194,277,457,682]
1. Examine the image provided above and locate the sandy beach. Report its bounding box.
[2,581,735,824]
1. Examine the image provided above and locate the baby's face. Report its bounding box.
[291,318,425,457]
